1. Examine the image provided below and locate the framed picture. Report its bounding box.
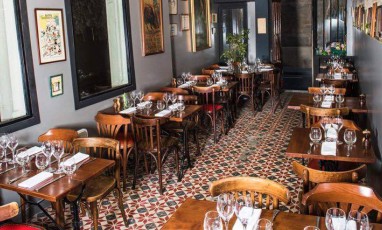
[169,0,177,15]
[140,0,164,56]
[211,13,217,23]
[181,14,190,31]
[190,0,211,52]
[50,74,63,97]
[170,23,178,36]
[376,6,382,40]
[35,9,66,64]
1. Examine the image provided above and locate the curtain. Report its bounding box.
[271,0,282,63]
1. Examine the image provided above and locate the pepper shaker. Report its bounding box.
[363,129,371,149]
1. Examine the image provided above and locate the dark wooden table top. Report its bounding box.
[99,104,203,123]
[162,198,382,229]
[316,73,359,82]
[286,128,376,163]
[174,81,238,92]
[0,156,115,202]
[287,93,368,114]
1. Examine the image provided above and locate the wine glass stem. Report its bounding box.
[22,165,26,174]
[225,220,229,230]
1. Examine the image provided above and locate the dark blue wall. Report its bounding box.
[255,0,270,61]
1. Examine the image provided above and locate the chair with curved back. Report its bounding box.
[95,113,134,191]
[190,75,210,83]
[259,70,283,113]
[308,87,346,95]
[235,72,256,115]
[69,137,128,230]
[0,202,45,229]
[301,183,382,223]
[159,87,189,95]
[323,79,347,88]
[312,118,361,131]
[38,128,78,153]
[300,105,349,128]
[202,68,215,75]
[142,92,165,102]
[209,177,290,209]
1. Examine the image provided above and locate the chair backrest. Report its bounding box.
[302,183,382,222]
[176,95,198,105]
[193,86,217,107]
[190,75,210,83]
[292,161,367,194]
[235,73,254,95]
[300,104,349,128]
[131,116,163,153]
[95,113,131,139]
[159,87,189,95]
[143,92,165,102]
[323,79,347,88]
[308,87,346,95]
[209,177,290,209]
[312,118,361,131]
[202,68,215,75]
[38,129,78,153]
[269,70,281,91]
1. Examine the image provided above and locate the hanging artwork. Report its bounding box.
[50,74,63,97]
[140,0,164,56]
[190,0,211,52]
[169,0,177,15]
[35,9,66,64]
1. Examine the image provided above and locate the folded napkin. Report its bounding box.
[137,101,150,107]
[344,220,357,230]
[323,95,334,102]
[219,66,229,69]
[334,73,342,79]
[216,69,227,73]
[321,101,332,108]
[18,171,53,189]
[324,124,339,140]
[120,107,136,114]
[19,146,43,157]
[241,71,249,74]
[331,217,347,230]
[321,142,337,156]
[63,152,89,166]
[259,69,272,72]
[155,110,172,117]
[178,83,190,88]
[232,207,262,230]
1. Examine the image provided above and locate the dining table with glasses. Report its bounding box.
[316,73,359,83]
[0,146,115,230]
[162,198,382,230]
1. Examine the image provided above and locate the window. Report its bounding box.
[0,0,40,133]
[65,0,135,109]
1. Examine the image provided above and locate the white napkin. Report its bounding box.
[344,220,357,230]
[331,217,347,230]
[232,207,262,230]
[321,142,337,156]
[323,95,334,102]
[178,82,191,88]
[216,69,227,73]
[334,73,342,79]
[137,101,150,107]
[120,107,136,114]
[325,124,339,140]
[18,171,53,188]
[321,101,332,108]
[219,66,229,70]
[63,152,89,166]
[155,110,172,117]
[241,71,249,74]
[259,69,272,72]
[19,146,43,157]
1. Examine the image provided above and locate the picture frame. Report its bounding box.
[170,23,178,36]
[181,14,190,31]
[169,0,177,15]
[50,74,63,97]
[376,6,382,40]
[35,9,66,64]
[211,13,217,23]
[190,0,211,52]
[140,0,165,56]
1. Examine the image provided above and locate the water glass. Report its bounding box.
[313,94,322,103]
[177,101,185,114]
[304,227,320,230]
[0,134,9,163]
[7,134,18,164]
[204,211,222,230]
[63,158,77,179]
[15,149,30,174]
[35,153,49,171]
[346,210,369,230]
[344,129,357,147]
[145,101,153,114]
[157,100,165,110]
[42,141,55,173]
[325,208,346,230]
[335,94,344,104]
[52,140,65,173]
[170,94,177,105]
[216,193,235,230]
[309,127,322,144]
[207,78,214,86]
[235,195,253,230]
[137,90,144,103]
[130,91,136,107]
[255,218,273,230]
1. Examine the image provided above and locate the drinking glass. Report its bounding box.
[255,218,273,230]
[346,210,369,230]
[204,211,223,230]
[145,101,152,114]
[313,94,322,104]
[0,134,9,163]
[216,193,235,230]
[320,84,327,95]
[344,129,357,148]
[320,117,331,141]
[304,227,320,230]
[170,94,177,105]
[177,101,185,115]
[137,90,145,104]
[157,100,165,111]
[177,78,184,86]
[7,134,18,164]
[63,158,77,179]
[181,72,187,83]
[35,153,49,171]
[335,94,344,104]
[163,93,171,109]
[130,91,137,107]
[325,208,346,230]
[328,85,335,95]
[207,78,214,86]
[333,117,344,144]
[309,127,322,144]
[15,149,30,174]
[52,140,65,173]
[42,141,55,173]
[186,72,192,82]
[235,195,253,230]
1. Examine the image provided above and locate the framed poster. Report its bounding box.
[50,74,63,97]
[181,14,190,31]
[211,13,217,23]
[140,0,164,56]
[190,0,211,52]
[35,9,66,64]
[169,0,177,15]
[170,23,178,36]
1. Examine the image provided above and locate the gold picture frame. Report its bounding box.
[140,0,165,56]
[190,0,211,52]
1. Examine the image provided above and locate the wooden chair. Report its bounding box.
[131,116,181,194]
[190,75,210,83]
[312,118,361,131]
[159,87,189,95]
[301,183,382,223]
[0,202,45,229]
[95,113,134,191]
[68,137,128,230]
[38,128,78,153]
[209,177,290,209]
[308,87,346,95]
[323,79,347,88]
[143,92,165,102]
[259,70,283,113]
[193,86,225,144]
[202,68,215,75]
[300,105,349,128]
[235,73,256,115]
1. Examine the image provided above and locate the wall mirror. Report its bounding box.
[0,0,40,133]
[65,0,135,109]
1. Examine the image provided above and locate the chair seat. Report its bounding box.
[0,223,44,230]
[116,132,134,149]
[67,175,115,203]
[202,104,223,112]
[162,120,197,133]
[138,136,178,151]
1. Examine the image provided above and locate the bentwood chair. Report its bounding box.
[193,86,225,144]
[202,68,215,76]
[38,128,78,153]
[209,177,290,209]
[235,72,256,115]
[190,75,210,83]
[312,118,361,131]
[302,183,382,223]
[95,113,134,191]
[68,138,128,230]
[323,78,347,88]
[299,105,349,128]
[142,92,165,102]
[308,87,346,95]
[159,87,189,95]
[131,116,181,194]
[259,70,283,113]
[0,202,45,229]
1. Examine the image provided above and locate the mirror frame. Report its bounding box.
[0,0,41,133]
[64,0,136,109]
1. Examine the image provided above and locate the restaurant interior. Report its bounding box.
[1,0,382,229]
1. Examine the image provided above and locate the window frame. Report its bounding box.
[0,0,40,133]
[64,0,136,110]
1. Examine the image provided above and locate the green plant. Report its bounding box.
[221,29,249,63]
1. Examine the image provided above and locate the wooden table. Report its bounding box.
[286,128,376,164]
[176,81,239,93]
[287,93,368,114]
[0,156,115,229]
[316,73,359,83]
[162,198,382,229]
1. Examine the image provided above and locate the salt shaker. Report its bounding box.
[359,94,366,106]
[363,129,371,149]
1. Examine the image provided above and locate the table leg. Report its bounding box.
[64,184,85,230]
[183,129,192,169]
[53,200,65,229]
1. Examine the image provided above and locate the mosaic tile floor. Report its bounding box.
[31,92,303,229]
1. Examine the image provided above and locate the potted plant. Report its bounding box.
[221,29,249,72]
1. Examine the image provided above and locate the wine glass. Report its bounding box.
[163,93,171,109]
[42,141,55,173]
[0,134,9,163]
[35,153,49,171]
[63,158,77,180]
[333,117,344,144]
[130,91,137,107]
[170,94,177,105]
[204,211,223,230]
[186,72,192,82]
[177,101,185,114]
[207,78,214,86]
[157,100,165,111]
[177,78,184,86]
[52,140,65,174]
[344,129,357,149]
[313,94,322,104]
[181,72,187,83]
[328,85,335,96]
[310,127,322,144]
[335,94,344,105]
[304,227,320,230]
[137,91,145,104]
[320,117,331,141]
[235,195,253,230]
[216,193,235,230]
[15,149,30,174]
[346,210,369,230]
[320,84,327,95]
[145,101,153,114]
[7,134,18,164]
[325,208,346,230]
[255,218,272,230]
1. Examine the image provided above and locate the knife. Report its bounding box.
[35,174,66,192]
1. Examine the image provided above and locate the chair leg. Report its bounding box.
[175,148,181,181]
[90,201,98,230]
[261,91,265,106]
[122,148,127,192]
[158,156,164,194]
[21,198,26,222]
[213,115,217,144]
[250,96,255,116]
[132,148,138,190]
[116,187,129,227]
[194,129,200,156]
